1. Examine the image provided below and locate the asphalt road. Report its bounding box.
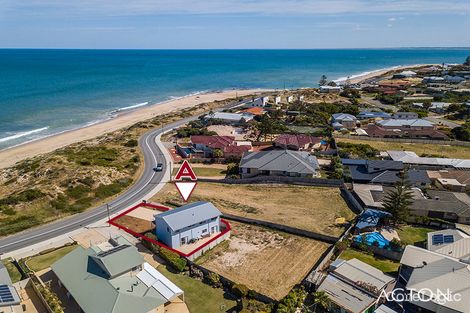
[0,98,248,254]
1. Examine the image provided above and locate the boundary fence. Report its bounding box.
[108,202,232,260]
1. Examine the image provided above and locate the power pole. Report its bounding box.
[106,203,110,222]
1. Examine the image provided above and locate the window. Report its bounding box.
[181,237,188,245]
[202,229,207,233]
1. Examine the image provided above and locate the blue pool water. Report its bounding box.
[355,232,390,249]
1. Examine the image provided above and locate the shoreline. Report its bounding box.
[335,63,431,84]
[0,63,433,169]
[0,89,268,169]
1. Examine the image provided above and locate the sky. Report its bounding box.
[0,0,469,49]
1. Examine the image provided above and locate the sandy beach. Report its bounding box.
[0,89,267,169]
[341,64,431,84]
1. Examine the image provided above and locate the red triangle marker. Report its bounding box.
[174,160,197,181]
[174,160,198,202]
[175,181,197,202]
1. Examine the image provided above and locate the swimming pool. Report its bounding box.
[354,232,390,249]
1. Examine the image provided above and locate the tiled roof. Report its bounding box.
[274,134,322,149]
[190,135,235,149]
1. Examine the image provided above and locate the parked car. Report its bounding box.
[153,163,163,172]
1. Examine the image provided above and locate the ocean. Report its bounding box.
[0,48,469,149]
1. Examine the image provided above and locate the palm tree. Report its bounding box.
[382,171,414,225]
[313,291,330,312]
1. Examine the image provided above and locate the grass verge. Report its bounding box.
[340,248,400,275]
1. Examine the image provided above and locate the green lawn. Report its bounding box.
[397,225,435,247]
[1,258,22,283]
[157,265,237,313]
[172,167,227,177]
[25,244,77,272]
[340,248,400,275]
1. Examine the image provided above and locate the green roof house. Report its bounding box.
[51,237,184,313]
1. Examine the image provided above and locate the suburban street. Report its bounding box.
[0,97,249,254]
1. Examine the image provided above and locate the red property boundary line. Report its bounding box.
[108,202,231,258]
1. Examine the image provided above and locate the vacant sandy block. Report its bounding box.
[126,206,161,221]
[113,215,155,234]
[207,125,246,140]
[151,183,355,237]
[196,222,330,300]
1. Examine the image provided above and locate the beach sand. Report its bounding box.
[344,64,431,84]
[0,89,268,169]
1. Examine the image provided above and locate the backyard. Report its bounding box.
[397,225,435,247]
[339,248,400,275]
[335,137,470,159]
[151,182,355,237]
[195,221,330,300]
[157,265,238,313]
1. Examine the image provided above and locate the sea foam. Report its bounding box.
[0,126,49,143]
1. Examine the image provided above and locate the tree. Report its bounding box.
[451,122,470,141]
[319,75,328,86]
[313,291,331,312]
[382,172,414,225]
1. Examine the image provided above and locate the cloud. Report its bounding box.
[3,0,470,17]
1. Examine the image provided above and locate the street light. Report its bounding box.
[106,203,110,222]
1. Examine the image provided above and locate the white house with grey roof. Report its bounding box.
[387,150,470,170]
[51,236,184,313]
[399,245,470,313]
[155,201,223,249]
[317,258,395,313]
[239,150,320,178]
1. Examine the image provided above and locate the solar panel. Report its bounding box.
[97,244,130,257]
[432,234,444,245]
[444,235,454,244]
[0,285,14,303]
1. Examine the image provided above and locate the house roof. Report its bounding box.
[0,263,11,286]
[155,201,221,232]
[332,113,357,122]
[318,274,377,313]
[51,241,181,313]
[378,119,434,128]
[190,135,234,149]
[334,258,394,291]
[239,150,320,175]
[318,258,394,313]
[241,107,265,115]
[388,150,470,169]
[274,134,322,149]
[427,229,470,252]
[353,183,470,217]
[363,125,449,140]
[400,245,470,313]
[427,170,470,185]
[90,244,144,278]
[357,111,391,119]
[206,112,254,122]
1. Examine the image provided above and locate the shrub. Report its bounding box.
[66,185,91,199]
[78,177,95,187]
[95,183,122,199]
[143,232,187,272]
[50,195,68,212]
[206,272,222,288]
[277,287,307,313]
[232,284,249,299]
[390,238,404,251]
[0,189,45,206]
[37,285,64,313]
[124,139,138,147]
[159,248,187,273]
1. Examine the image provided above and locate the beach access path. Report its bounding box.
[0,93,263,254]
